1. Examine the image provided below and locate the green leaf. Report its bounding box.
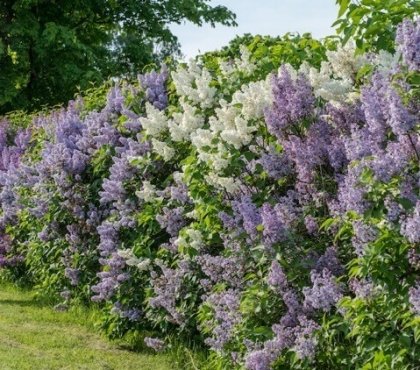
[338,0,351,17]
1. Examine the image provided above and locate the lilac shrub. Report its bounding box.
[0,19,418,370]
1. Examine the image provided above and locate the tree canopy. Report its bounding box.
[0,0,236,113]
[334,0,420,52]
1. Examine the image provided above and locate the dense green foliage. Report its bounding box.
[0,0,236,114]
[335,0,420,52]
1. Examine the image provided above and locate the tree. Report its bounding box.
[0,0,236,113]
[334,0,420,52]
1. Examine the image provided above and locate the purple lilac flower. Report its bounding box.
[343,126,379,162]
[388,88,416,136]
[384,197,402,222]
[396,19,420,71]
[170,182,190,204]
[401,201,420,243]
[106,87,125,113]
[293,316,320,360]
[203,290,242,351]
[196,254,245,289]
[315,247,343,277]
[303,269,343,312]
[245,315,319,368]
[91,252,127,302]
[336,163,370,215]
[409,284,420,315]
[349,278,375,299]
[325,102,364,135]
[156,207,186,237]
[361,72,390,140]
[304,215,318,235]
[139,68,169,110]
[245,349,273,370]
[261,203,284,246]
[265,66,315,140]
[274,191,301,229]
[232,196,262,240]
[149,261,187,325]
[0,234,23,267]
[267,260,288,293]
[351,221,378,257]
[258,149,292,180]
[111,302,141,321]
[144,337,166,352]
[64,268,80,286]
[408,249,420,270]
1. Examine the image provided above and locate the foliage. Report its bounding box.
[0,0,236,114]
[334,0,420,52]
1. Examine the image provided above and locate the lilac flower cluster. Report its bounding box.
[409,284,420,316]
[401,201,420,243]
[245,259,324,369]
[265,66,315,140]
[144,337,166,352]
[111,301,141,322]
[0,233,23,267]
[156,207,186,237]
[196,254,245,289]
[139,68,169,110]
[0,120,32,229]
[258,149,292,180]
[396,19,420,71]
[303,269,343,312]
[349,278,375,299]
[149,260,187,325]
[91,70,169,307]
[203,289,242,351]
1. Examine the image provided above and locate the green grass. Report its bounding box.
[0,284,172,370]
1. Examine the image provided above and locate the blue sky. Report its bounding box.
[170,0,338,59]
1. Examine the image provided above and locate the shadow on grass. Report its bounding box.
[0,298,46,308]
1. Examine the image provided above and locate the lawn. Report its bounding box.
[0,285,172,370]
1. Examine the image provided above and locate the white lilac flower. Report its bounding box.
[136,181,157,202]
[168,99,204,142]
[304,43,368,103]
[141,103,168,137]
[137,258,151,271]
[151,139,175,161]
[232,78,272,120]
[117,248,134,260]
[171,60,217,109]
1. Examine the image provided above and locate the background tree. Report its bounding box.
[0,0,236,114]
[334,0,420,52]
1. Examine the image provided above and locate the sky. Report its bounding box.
[170,0,339,59]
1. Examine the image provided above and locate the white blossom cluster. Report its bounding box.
[136,181,159,202]
[168,99,205,142]
[141,103,168,137]
[175,228,204,251]
[152,138,175,161]
[370,50,401,72]
[219,45,257,79]
[117,249,151,271]
[171,60,217,109]
[193,77,271,192]
[302,43,368,103]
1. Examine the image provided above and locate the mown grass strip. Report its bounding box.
[0,285,171,370]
